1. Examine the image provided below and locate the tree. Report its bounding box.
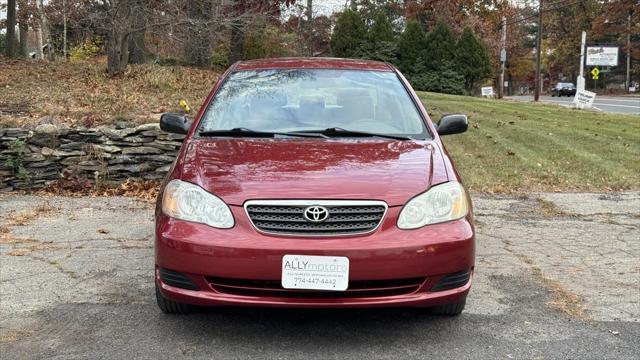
[367,12,394,44]
[329,9,366,58]
[226,1,296,64]
[5,0,16,57]
[128,0,146,64]
[355,11,396,62]
[396,20,427,74]
[543,0,602,81]
[455,26,491,92]
[424,20,456,71]
[592,0,639,88]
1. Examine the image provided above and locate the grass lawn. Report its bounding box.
[418,92,640,193]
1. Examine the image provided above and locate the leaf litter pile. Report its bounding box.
[0,57,219,128]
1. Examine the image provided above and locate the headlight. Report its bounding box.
[397,181,469,229]
[162,179,234,229]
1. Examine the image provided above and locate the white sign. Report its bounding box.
[281,254,349,291]
[586,46,619,67]
[481,87,494,97]
[573,90,596,109]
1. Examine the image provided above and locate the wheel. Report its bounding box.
[430,297,466,316]
[155,283,192,314]
[551,93,556,97]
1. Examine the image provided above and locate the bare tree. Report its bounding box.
[36,0,54,60]
[127,0,146,63]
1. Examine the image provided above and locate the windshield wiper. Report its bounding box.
[291,127,411,140]
[199,128,327,138]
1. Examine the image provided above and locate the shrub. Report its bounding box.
[210,43,230,68]
[354,41,398,63]
[5,139,31,183]
[69,38,102,62]
[408,62,465,95]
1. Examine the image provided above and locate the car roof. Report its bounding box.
[233,57,395,72]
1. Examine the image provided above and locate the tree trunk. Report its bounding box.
[62,0,68,59]
[185,0,211,66]
[228,24,244,64]
[5,0,16,57]
[306,0,313,55]
[128,0,146,64]
[36,0,53,60]
[37,26,44,60]
[18,22,28,58]
[107,31,130,76]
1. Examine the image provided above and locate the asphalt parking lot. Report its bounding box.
[1,192,639,359]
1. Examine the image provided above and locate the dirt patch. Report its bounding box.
[2,202,56,227]
[515,253,590,322]
[535,198,574,218]
[0,233,38,245]
[6,242,63,256]
[0,330,32,343]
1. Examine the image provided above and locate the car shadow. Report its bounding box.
[154,305,467,349]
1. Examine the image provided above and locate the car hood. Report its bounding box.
[179,138,449,206]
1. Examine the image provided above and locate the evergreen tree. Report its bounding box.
[424,21,457,71]
[396,20,428,74]
[455,27,492,92]
[356,12,396,63]
[367,12,394,44]
[330,9,367,58]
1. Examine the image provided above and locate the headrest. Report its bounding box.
[299,96,325,109]
[337,89,372,106]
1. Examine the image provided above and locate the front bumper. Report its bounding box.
[155,206,475,308]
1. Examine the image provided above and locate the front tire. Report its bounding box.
[430,297,466,316]
[155,283,192,314]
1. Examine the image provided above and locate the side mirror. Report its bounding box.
[437,114,468,136]
[160,113,191,134]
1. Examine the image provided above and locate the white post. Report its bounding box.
[577,31,586,92]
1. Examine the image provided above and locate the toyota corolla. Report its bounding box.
[155,57,474,315]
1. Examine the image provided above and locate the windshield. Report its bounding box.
[199,69,428,138]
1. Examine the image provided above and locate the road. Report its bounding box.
[509,95,640,115]
[1,193,639,359]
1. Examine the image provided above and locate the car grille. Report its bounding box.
[244,200,387,236]
[207,277,426,298]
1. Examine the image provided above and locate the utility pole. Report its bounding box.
[307,0,313,56]
[534,0,543,101]
[577,31,586,92]
[626,10,632,93]
[499,16,507,99]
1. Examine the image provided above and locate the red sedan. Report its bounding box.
[155,57,474,315]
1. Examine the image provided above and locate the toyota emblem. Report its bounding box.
[303,206,329,222]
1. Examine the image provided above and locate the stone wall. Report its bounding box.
[0,123,184,191]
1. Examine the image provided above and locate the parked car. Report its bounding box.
[155,58,474,315]
[551,82,577,97]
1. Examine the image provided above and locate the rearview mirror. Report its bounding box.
[437,114,468,136]
[160,113,191,134]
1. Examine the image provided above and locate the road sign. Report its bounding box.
[586,46,619,67]
[481,87,494,97]
[591,67,599,80]
[573,90,596,109]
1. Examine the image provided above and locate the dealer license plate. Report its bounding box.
[281,255,349,291]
